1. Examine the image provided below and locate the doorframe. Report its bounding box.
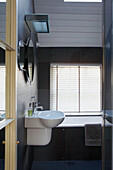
[5,0,17,169]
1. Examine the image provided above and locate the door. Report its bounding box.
[103,0,113,169]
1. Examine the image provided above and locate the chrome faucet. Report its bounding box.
[36,105,44,111]
[31,96,44,113]
[31,96,36,113]
[34,102,44,113]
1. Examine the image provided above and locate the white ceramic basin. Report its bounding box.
[38,110,65,128]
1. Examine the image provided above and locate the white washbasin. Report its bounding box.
[25,110,65,145]
[38,110,65,128]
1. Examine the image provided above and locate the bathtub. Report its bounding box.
[58,116,103,127]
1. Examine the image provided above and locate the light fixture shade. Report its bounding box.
[25,14,49,33]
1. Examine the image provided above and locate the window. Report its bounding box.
[50,64,102,115]
[64,0,102,2]
[0,66,6,114]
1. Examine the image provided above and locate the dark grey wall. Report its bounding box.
[37,47,102,110]
[17,0,38,170]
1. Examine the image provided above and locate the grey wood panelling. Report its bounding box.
[34,0,102,47]
[0,3,6,41]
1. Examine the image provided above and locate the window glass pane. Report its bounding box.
[58,66,79,112]
[80,66,101,112]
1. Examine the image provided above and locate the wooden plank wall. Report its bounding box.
[0,2,6,41]
[34,0,102,47]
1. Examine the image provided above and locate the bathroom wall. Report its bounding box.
[17,0,38,170]
[0,2,6,41]
[34,0,102,47]
[33,47,102,161]
[37,47,102,110]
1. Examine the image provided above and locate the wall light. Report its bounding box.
[25,14,49,33]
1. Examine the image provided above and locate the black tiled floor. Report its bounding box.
[68,161,102,170]
[31,161,102,170]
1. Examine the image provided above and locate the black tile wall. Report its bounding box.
[33,47,103,161]
[66,128,101,160]
[37,47,102,110]
[34,127,102,161]
[52,47,81,63]
[34,128,66,161]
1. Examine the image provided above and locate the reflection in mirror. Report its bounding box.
[24,38,34,84]
[18,41,26,71]
[0,48,5,170]
[0,48,5,117]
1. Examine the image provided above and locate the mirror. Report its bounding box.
[24,38,34,84]
[18,38,34,84]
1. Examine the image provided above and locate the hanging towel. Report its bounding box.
[85,124,101,146]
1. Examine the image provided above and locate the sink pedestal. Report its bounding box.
[27,128,52,145]
[25,116,52,146]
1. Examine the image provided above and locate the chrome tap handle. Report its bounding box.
[31,96,36,112]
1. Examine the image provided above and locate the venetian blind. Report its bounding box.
[50,64,102,114]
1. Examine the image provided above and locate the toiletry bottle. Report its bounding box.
[28,103,33,116]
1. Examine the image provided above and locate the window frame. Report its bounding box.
[50,63,103,116]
